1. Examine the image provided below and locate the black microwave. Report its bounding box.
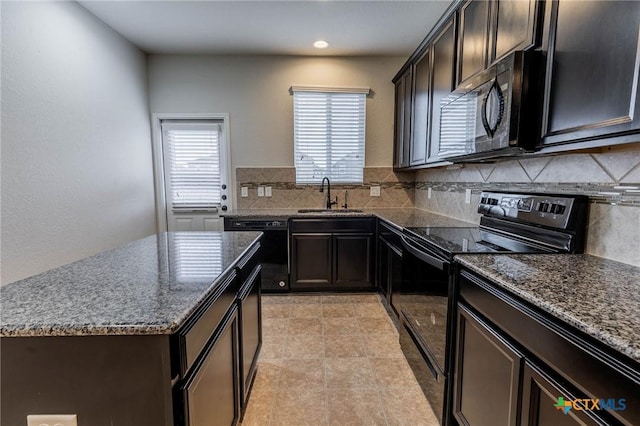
[438,51,541,162]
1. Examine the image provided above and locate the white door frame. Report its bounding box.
[151,113,233,232]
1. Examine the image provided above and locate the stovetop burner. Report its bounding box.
[403,190,589,258]
[404,227,497,253]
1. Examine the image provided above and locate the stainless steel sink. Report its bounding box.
[297,209,364,213]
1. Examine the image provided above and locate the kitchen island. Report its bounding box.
[1,231,263,426]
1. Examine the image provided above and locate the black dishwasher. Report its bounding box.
[223,217,289,292]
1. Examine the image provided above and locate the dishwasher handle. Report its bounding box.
[401,235,448,271]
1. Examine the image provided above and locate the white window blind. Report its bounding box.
[161,120,223,210]
[293,91,366,184]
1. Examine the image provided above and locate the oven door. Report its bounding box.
[399,235,453,424]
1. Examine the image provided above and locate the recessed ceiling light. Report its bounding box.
[313,40,329,49]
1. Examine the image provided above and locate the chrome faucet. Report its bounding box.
[319,177,337,209]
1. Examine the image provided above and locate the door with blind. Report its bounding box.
[160,119,231,232]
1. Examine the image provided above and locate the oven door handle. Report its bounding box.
[401,236,447,271]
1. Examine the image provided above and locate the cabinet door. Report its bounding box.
[540,0,640,148]
[377,237,390,299]
[521,362,609,426]
[290,233,332,289]
[334,233,373,288]
[492,0,539,62]
[393,69,413,169]
[410,49,431,166]
[457,0,491,86]
[388,243,402,318]
[393,78,405,169]
[182,307,239,426]
[239,266,262,408]
[428,16,456,163]
[454,304,522,426]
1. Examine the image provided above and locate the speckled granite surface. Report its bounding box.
[455,254,640,363]
[224,208,474,228]
[0,232,261,337]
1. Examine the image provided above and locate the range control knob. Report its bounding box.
[278,281,286,287]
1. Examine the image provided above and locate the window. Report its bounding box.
[293,88,367,184]
[160,120,226,210]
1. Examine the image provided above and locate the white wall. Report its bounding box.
[1,1,156,284]
[147,55,404,169]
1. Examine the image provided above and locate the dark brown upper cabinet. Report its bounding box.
[457,0,491,86]
[492,0,540,62]
[457,0,541,87]
[539,0,640,149]
[393,68,412,169]
[428,16,457,164]
[410,49,431,166]
[393,13,457,170]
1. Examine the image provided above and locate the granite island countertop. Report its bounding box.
[224,208,475,229]
[0,231,262,337]
[455,254,640,364]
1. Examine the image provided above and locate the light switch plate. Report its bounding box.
[241,187,248,198]
[27,414,77,426]
[428,187,432,199]
[370,186,381,197]
[265,186,272,197]
[465,189,472,204]
[257,186,265,197]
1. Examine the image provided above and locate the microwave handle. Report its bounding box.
[481,79,504,138]
[401,236,447,271]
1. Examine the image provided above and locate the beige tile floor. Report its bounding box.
[240,293,440,426]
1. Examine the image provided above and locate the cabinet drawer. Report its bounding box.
[178,305,239,426]
[290,217,375,233]
[174,270,239,376]
[236,241,261,283]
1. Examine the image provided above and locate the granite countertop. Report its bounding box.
[225,208,475,228]
[455,254,640,363]
[0,231,262,337]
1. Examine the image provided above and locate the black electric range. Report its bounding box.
[398,191,589,426]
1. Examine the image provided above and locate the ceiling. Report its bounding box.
[79,0,453,56]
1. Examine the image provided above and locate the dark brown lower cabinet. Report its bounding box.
[454,303,523,426]
[455,268,638,426]
[334,233,373,288]
[290,218,375,291]
[521,362,606,426]
[238,265,262,409]
[180,306,240,426]
[290,233,332,288]
[377,220,403,317]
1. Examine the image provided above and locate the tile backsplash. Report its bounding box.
[414,149,640,267]
[235,167,415,210]
[234,149,640,267]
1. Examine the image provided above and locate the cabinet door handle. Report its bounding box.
[481,79,505,138]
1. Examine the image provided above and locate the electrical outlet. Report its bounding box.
[465,189,472,204]
[265,186,272,197]
[257,186,265,197]
[241,187,248,198]
[27,414,77,426]
[370,186,381,197]
[427,187,432,199]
